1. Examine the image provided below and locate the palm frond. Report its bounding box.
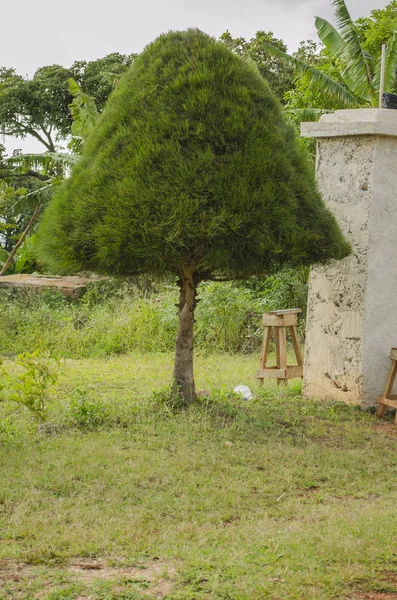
[259,40,357,106]
[5,178,63,214]
[315,17,345,57]
[315,17,357,92]
[286,107,334,122]
[6,152,77,175]
[331,0,375,103]
[373,28,397,93]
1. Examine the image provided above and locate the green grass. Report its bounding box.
[1,353,397,599]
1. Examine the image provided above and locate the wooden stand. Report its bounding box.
[256,309,303,385]
[377,347,397,422]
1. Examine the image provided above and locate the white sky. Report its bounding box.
[1,0,387,154]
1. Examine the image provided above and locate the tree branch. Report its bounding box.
[26,169,50,182]
[4,123,54,152]
[39,125,56,152]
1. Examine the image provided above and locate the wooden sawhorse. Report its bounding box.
[256,309,303,385]
[377,347,397,423]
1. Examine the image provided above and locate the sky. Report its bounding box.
[1,0,387,153]
[2,0,387,77]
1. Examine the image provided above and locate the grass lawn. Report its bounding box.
[1,353,397,599]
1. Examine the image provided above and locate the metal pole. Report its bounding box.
[379,44,386,108]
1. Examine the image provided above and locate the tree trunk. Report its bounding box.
[174,270,198,404]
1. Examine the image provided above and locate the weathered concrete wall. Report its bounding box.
[301,109,397,407]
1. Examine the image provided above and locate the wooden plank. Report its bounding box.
[267,308,302,316]
[390,348,397,361]
[289,325,303,367]
[0,274,105,298]
[262,314,297,327]
[285,366,303,379]
[376,397,397,409]
[256,368,286,379]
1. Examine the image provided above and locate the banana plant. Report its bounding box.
[260,0,397,109]
[67,78,99,154]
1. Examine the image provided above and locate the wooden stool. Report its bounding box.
[377,347,397,422]
[256,309,303,385]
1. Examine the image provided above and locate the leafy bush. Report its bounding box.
[0,351,59,420]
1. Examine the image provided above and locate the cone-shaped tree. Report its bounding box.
[36,29,350,403]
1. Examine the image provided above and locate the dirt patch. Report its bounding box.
[0,560,34,582]
[296,485,320,497]
[384,573,397,586]
[68,557,177,583]
[372,422,397,436]
[0,558,177,599]
[349,572,397,599]
[349,594,397,599]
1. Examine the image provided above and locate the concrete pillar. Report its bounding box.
[301,109,397,408]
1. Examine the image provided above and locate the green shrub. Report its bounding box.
[0,351,59,420]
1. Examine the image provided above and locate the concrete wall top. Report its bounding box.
[301,108,397,139]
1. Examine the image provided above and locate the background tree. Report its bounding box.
[0,80,98,274]
[36,29,350,403]
[71,53,137,111]
[0,53,135,156]
[0,65,74,153]
[220,30,295,103]
[356,0,397,65]
[0,53,134,273]
[284,40,348,122]
[260,0,397,113]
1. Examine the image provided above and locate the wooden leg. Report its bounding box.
[376,359,397,420]
[258,326,271,387]
[377,402,387,418]
[276,326,287,386]
[289,325,303,367]
[382,360,397,398]
[275,327,280,385]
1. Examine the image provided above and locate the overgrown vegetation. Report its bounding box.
[0,271,308,358]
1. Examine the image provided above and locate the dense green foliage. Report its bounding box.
[37,29,349,279]
[357,0,397,67]
[0,55,133,272]
[268,0,397,116]
[220,30,295,102]
[0,53,135,153]
[0,80,101,275]
[0,272,308,358]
